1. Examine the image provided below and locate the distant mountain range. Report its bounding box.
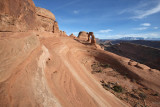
[118,37,160,41]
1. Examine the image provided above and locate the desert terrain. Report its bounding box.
[0,0,160,107]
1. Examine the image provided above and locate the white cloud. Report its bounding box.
[154,27,159,29]
[133,3,160,19]
[73,10,79,14]
[99,29,113,33]
[120,1,160,19]
[141,23,151,26]
[134,27,148,30]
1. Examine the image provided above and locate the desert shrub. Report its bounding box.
[130,94,139,99]
[97,70,102,73]
[101,63,110,68]
[112,85,123,93]
[139,92,146,99]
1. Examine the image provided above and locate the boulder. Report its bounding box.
[78,31,88,40]
[0,0,37,32]
[128,60,137,66]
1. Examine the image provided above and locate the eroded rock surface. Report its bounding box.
[0,0,59,32]
[70,33,76,38]
[0,0,37,32]
[36,7,56,32]
[53,21,59,33]
[78,31,88,40]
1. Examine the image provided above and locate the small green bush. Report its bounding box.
[139,92,146,99]
[97,70,102,73]
[113,85,123,93]
[100,63,110,68]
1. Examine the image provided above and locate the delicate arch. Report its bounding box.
[88,32,96,44]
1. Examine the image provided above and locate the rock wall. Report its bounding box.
[0,0,59,33]
[36,7,56,32]
[0,0,37,32]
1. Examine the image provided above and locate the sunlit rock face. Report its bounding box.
[36,7,57,32]
[0,0,58,32]
[0,0,37,32]
[78,31,88,40]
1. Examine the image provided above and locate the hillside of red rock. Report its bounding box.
[0,0,160,107]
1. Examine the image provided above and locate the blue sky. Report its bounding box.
[33,0,160,39]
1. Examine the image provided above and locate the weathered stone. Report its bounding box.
[70,33,76,38]
[78,31,88,40]
[36,7,55,20]
[53,21,59,33]
[0,0,37,32]
[88,32,96,44]
[91,33,96,44]
[136,63,150,70]
[0,0,58,32]
[60,30,67,37]
[36,7,56,32]
[128,60,137,66]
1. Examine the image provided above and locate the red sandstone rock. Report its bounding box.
[0,0,37,32]
[136,63,150,70]
[59,30,67,36]
[36,7,56,32]
[36,7,55,20]
[53,21,59,33]
[91,34,96,44]
[88,32,96,44]
[70,33,76,38]
[0,0,58,32]
[128,60,137,66]
[78,31,88,40]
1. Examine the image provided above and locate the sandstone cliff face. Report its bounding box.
[0,0,37,32]
[78,31,88,40]
[0,0,59,33]
[36,7,56,32]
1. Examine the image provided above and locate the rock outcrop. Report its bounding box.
[88,32,96,44]
[53,21,59,33]
[60,30,67,37]
[70,33,76,38]
[36,7,56,32]
[91,34,96,44]
[0,0,59,33]
[0,0,37,32]
[78,31,88,40]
